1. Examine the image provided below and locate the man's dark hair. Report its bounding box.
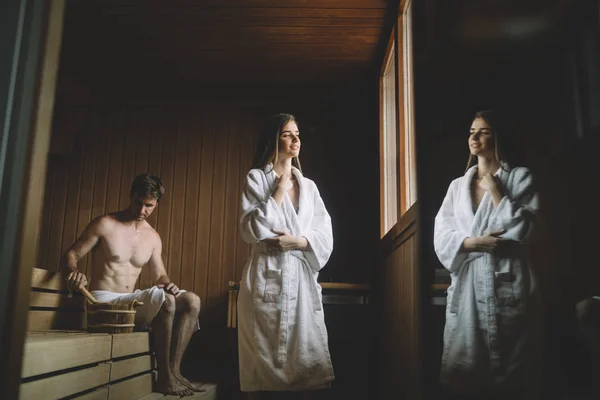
[130,173,165,201]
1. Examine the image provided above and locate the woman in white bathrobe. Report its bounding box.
[434,110,543,399]
[238,113,334,399]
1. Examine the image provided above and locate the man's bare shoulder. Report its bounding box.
[88,213,120,235]
[141,221,161,243]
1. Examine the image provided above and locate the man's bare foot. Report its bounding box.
[176,373,206,392]
[155,378,195,396]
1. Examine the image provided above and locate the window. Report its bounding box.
[400,0,417,212]
[380,0,417,237]
[380,33,398,236]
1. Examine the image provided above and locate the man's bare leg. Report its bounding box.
[170,292,203,391]
[151,293,194,396]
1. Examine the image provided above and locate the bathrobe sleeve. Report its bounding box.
[240,170,286,244]
[434,180,470,273]
[303,181,334,273]
[490,167,539,243]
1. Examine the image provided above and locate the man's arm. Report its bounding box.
[62,217,105,291]
[147,233,180,296]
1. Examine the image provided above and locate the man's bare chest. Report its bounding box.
[100,231,154,267]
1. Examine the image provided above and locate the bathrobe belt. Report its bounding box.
[280,250,322,364]
[450,251,502,364]
[464,252,485,265]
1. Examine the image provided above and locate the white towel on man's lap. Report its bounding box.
[90,286,200,331]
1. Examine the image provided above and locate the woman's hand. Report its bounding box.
[463,229,506,253]
[272,174,293,205]
[277,174,293,192]
[263,229,308,251]
[478,173,501,193]
[479,173,504,206]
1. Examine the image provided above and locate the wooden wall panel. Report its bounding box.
[90,117,111,224]
[39,85,380,393]
[39,97,380,286]
[207,112,229,307]
[37,160,56,269]
[37,106,273,306]
[104,115,125,215]
[236,113,257,278]
[45,159,69,271]
[131,113,151,284]
[180,114,202,295]
[221,117,241,299]
[155,118,176,280]
[76,128,98,276]
[118,116,137,211]
[59,147,82,271]
[167,125,188,288]
[376,213,421,399]
[195,115,216,305]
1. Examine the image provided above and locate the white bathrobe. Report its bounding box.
[434,164,542,398]
[237,165,335,392]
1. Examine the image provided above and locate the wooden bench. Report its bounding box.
[227,281,372,328]
[24,268,215,400]
[22,331,154,399]
[24,269,155,399]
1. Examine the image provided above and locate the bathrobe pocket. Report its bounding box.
[494,270,517,306]
[263,268,282,302]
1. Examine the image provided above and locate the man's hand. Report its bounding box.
[66,270,88,291]
[158,282,180,296]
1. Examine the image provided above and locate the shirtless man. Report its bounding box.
[63,173,201,396]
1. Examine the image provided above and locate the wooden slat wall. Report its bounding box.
[37,105,259,303]
[38,85,382,281]
[376,207,421,399]
[37,89,381,388]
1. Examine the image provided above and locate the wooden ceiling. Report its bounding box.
[60,0,393,93]
[450,0,575,44]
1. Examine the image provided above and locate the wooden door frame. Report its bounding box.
[0,1,65,398]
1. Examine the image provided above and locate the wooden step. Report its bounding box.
[21,331,155,400]
[20,363,111,400]
[72,387,109,400]
[111,331,151,358]
[22,333,112,378]
[110,354,152,381]
[109,372,153,400]
[137,383,217,400]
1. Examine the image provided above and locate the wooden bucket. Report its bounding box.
[80,287,144,334]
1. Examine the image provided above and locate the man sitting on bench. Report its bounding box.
[63,173,201,397]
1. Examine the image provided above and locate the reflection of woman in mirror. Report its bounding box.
[238,113,334,399]
[434,110,542,399]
